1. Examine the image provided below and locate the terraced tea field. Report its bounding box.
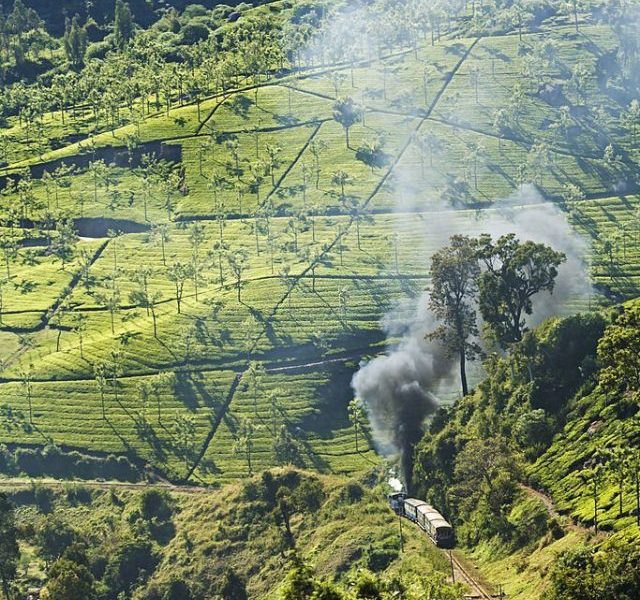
[0,15,635,483]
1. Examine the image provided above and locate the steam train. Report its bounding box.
[389,492,454,548]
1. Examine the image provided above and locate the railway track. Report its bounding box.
[448,551,499,599]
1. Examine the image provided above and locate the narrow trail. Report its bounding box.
[263,121,323,204]
[519,483,599,536]
[0,477,209,495]
[520,483,559,518]
[358,36,481,210]
[195,96,227,135]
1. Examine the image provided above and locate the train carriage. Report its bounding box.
[402,497,428,523]
[416,503,454,548]
[390,495,454,548]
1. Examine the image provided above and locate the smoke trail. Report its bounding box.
[351,186,592,488]
[296,0,594,486]
[489,186,593,323]
[351,297,455,487]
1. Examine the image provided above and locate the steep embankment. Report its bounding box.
[412,307,640,599]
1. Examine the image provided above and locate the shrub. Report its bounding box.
[85,41,112,61]
[34,485,55,514]
[364,542,398,572]
[338,481,364,505]
[140,490,173,523]
[180,23,209,45]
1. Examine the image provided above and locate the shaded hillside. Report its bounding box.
[412,307,640,598]
[3,469,453,599]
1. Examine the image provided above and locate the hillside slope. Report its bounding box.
[1,0,638,486]
[4,469,454,599]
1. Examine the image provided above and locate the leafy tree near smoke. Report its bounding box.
[475,233,566,348]
[428,235,481,396]
[428,233,567,395]
[333,97,361,149]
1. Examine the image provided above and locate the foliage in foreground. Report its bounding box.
[0,468,451,599]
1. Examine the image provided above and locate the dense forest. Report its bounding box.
[0,0,640,598]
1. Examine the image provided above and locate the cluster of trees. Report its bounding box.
[0,443,141,481]
[279,561,464,599]
[0,486,187,599]
[572,305,640,533]
[0,0,493,160]
[549,541,640,600]
[428,233,566,395]
[414,292,640,556]
[413,310,606,546]
[0,0,50,77]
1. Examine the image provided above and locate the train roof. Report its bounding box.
[416,504,452,529]
[403,497,428,508]
[432,518,453,530]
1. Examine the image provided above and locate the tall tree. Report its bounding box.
[114,0,134,49]
[428,235,481,396]
[20,367,33,424]
[94,362,108,419]
[188,223,206,302]
[233,418,256,477]
[476,234,566,348]
[63,15,87,68]
[348,398,365,453]
[227,250,248,302]
[166,261,192,315]
[246,361,266,416]
[333,97,361,149]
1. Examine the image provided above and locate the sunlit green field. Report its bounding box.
[0,18,635,484]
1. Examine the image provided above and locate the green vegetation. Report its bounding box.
[412,303,640,598]
[0,469,460,599]
[2,0,640,596]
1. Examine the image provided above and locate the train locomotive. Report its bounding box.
[389,492,454,548]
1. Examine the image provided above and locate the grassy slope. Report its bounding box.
[0,1,636,512]
[7,469,449,598]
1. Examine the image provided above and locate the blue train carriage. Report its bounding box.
[416,504,454,548]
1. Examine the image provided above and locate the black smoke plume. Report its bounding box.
[351,300,454,490]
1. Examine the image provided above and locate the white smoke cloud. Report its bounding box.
[294,0,594,486]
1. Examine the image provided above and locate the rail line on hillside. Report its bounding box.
[448,551,498,599]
